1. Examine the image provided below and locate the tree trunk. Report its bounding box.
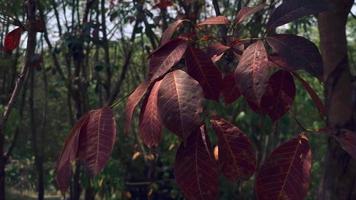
[317,0,356,199]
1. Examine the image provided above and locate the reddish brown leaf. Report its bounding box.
[154,0,173,9]
[260,70,296,121]
[221,73,241,104]
[174,125,218,200]
[197,16,230,26]
[235,4,266,24]
[335,129,356,160]
[149,38,188,81]
[157,70,204,139]
[185,46,222,101]
[205,43,230,63]
[256,134,312,200]
[55,113,90,193]
[124,81,150,134]
[160,19,188,46]
[210,118,256,181]
[267,0,328,29]
[293,73,326,118]
[234,40,271,105]
[4,27,23,52]
[139,80,163,148]
[79,107,117,175]
[267,34,323,78]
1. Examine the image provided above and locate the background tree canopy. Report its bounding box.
[0,0,355,199]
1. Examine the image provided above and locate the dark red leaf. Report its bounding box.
[157,70,204,139]
[4,27,23,52]
[160,19,188,46]
[210,118,256,181]
[221,73,241,104]
[79,107,117,175]
[197,16,230,26]
[205,43,230,63]
[256,134,312,200]
[124,81,150,134]
[260,70,296,121]
[335,129,356,160]
[293,73,326,118]
[139,80,163,148]
[234,40,271,105]
[185,46,223,100]
[154,0,173,9]
[267,0,328,29]
[174,125,218,200]
[149,38,188,81]
[235,3,266,24]
[267,34,323,78]
[55,113,90,193]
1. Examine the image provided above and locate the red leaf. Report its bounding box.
[149,38,188,81]
[197,16,230,26]
[205,43,230,63]
[157,70,204,139]
[267,0,328,29]
[55,113,90,193]
[154,0,173,9]
[256,134,312,200]
[260,70,296,121]
[185,46,223,100]
[4,27,23,52]
[160,19,188,46]
[139,80,163,148]
[235,4,266,24]
[174,125,218,200]
[293,73,326,118]
[267,34,323,78]
[335,129,356,160]
[221,73,241,104]
[124,81,150,134]
[234,40,271,105]
[79,107,117,175]
[210,118,256,181]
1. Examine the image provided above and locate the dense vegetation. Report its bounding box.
[0,0,355,199]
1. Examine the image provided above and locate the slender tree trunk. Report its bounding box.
[317,0,356,199]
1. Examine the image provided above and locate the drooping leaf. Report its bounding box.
[260,70,296,121]
[234,40,271,105]
[55,113,90,193]
[221,73,241,104]
[210,118,256,181]
[334,129,356,160]
[267,34,323,78]
[235,4,266,24]
[139,80,163,148]
[160,19,188,46]
[174,125,218,200]
[149,38,188,81]
[4,27,23,52]
[185,46,223,101]
[124,81,150,134]
[205,43,230,63]
[157,70,204,139]
[79,107,117,175]
[293,73,326,118]
[197,16,230,26]
[256,134,312,200]
[267,0,328,30]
